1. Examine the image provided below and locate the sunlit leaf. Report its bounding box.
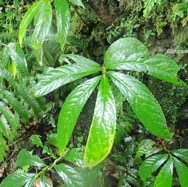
[36,174,52,187]
[55,0,70,50]
[34,58,101,97]
[84,76,116,167]
[57,76,101,155]
[104,37,183,85]
[19,1,42,46]
[31,0,52,49]
[154,158,173,187]
[54,164,84,187]
[64,148,84,166]
[0,173,35,187]
[108,71,171,139]
[171,149,188,163]
[173,157,188,187]
[16,149,46,167]
[139,154,168,182]
[104,37,148,68]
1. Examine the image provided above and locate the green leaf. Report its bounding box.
[171,149,188,163]
[143,0,161,17]
[0,119,14,141]
[31,0,52,49]
[38,174,52,187]
[0,173,35,187]
[0,101,20,131]
[136,139,162,159]
[84,76,116,167]
[141,54,182,85]
[30,135,56,158]
[16,149,46,167]
[69,0,85,7]
[0,68,15,85]
[64,148,84,166]
[55,0,70,50]
[54,164,84,187]
[104,37,183,85]
[34,58,101,97]
[16,84,43,117]
[3,90,29,122]
[0,133,9,161]
[19,1,42,46]
[104,37,148,68]
[57,76,101,155]
[154,158,173,187]
[108,71,171,140]
[139,154,168,182]
[7,43,28,78]
[66,54,101,68]
[30,134,43,147]
[173,157,188,187]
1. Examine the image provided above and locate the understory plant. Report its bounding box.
[0,0,188,186]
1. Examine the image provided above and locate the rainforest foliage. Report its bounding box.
[0,0,188,186]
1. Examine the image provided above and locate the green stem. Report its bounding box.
[34,149,69,179]
[101,66,107,78]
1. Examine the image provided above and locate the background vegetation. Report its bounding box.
[0,0,188,186]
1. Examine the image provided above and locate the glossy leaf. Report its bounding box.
[69,0,85,7]
[55,0,70,50]
[65,54,101,67]
[84,76,116,167]
[171,149,188,163]
[16,149,46,167]
[57,76,101,155]
[139,154,168,182]
[31,0,52,49]
[0,173,35,187]
[37,174,52,187]
[34,57,101,97]
[54,164,84,187]
[7,43,28,78]
[19,1,42,46]
[173,157,188,187]
[64,148,84,166]
[108,71,171,140]
[104,37,148,68]
[104,37,183,85]
[154,158,173,187]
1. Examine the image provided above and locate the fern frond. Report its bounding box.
[3,90,29,122]
[0,118,14,141]
[0,101,20,131]
[16,84,44,118]
[0,133,9,161]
